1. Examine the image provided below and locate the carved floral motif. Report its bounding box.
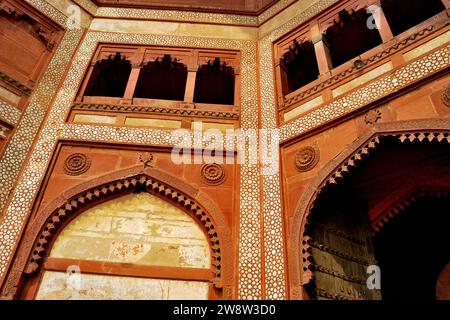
[364,109,382,125]
[201,164,226,185]
[295,146,319,172]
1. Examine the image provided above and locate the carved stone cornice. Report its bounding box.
[72,102,240,120]
[0,0,23,18]
[0,71,32,95]
[0,0,58,51]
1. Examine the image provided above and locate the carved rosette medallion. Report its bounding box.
[295,146,319,172]
[442,85,450,107]
[364,109,382,125]
[63,153,91,176]
[201,163,225,185]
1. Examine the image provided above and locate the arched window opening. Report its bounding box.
[381,0,445,36]
[323,9,383,68]
[280,40,320,95]
[134,54,188,101]
[34,192,212,300]
[194,58,235,105]
[84,52,132,97]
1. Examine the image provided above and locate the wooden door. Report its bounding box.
[305,191,381,300]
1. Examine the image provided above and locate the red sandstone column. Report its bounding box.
[367,0,395,43]
[183,49,199,104]
[122,48,145,102]
[274,61,289,106]
[184,66,198,103]
[76,62,96,102]
[310,23,333,76]
[233,66,241,107]
[122,66,141,101]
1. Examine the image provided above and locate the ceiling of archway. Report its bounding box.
[92,0,279,15]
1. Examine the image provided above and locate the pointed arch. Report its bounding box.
[287,118,450,299]
[1,165,232,299]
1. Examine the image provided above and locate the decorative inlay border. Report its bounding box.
[91,0,299,26]
[0,31,261,300]
[73,0,98,16]
[95,6,258,26]
[0,101,21,126]
[257,0,341,300]
[257,0,297,24]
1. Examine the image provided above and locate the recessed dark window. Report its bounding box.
[134,54,188,101]
[194,58,235,105]
[323,9,383,68]
[381,0,445,36]
[84,52,131,97]
[280,40,319,95]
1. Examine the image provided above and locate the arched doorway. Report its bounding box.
[293,126,450,300]
[0,168,231,300]
[32,192,212,300]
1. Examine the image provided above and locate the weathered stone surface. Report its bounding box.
[51,193,210,269]
[36,271,208,300]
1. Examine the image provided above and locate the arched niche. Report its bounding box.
[287,119,450,300]
[323,8,383,68]
[1,166,233,300]
[193,58,235,105]
[84,52,132,98]
[134,54,188,101]
[35,192,212,300]
[280,39,319,95]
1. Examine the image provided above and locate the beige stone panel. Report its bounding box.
[191,122,235,132]
[50,193,211,269]
[283,95,324,121]
[332,62,393,98]
[89,18,258,40]
[403,31,450,62]
[258,0,316,38]
[124,117,181,129]
[73,114,117,124]
[36,271,209,300]
[45,0,92,28]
